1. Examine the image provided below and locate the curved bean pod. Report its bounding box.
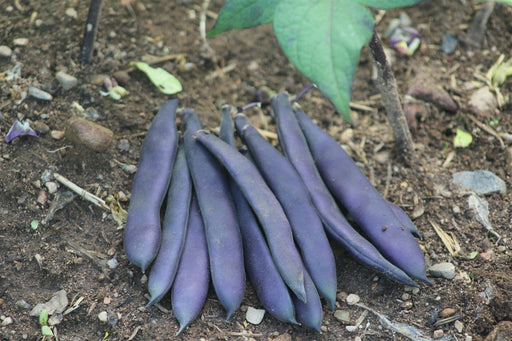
[234,114,337,309]
[171,196,210,335]
[124,99,179,272]
[388,202,422,239]
[232,164,298,324]
[194,130,307,302]
[293,270,323,332]
[294,107,429,283]
[219,108,297,324]
[147,143,192,306]
[271,92,418,287]
[182,109,245,320]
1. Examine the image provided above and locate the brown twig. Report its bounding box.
[368,29,416,162]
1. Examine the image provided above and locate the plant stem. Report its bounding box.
[80,0,104,65]
[463,0,495,50]
[368,28,416,161]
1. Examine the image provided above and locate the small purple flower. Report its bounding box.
[390,27,422,56]
[4,120,39,143]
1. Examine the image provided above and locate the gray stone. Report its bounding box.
[334,310,350,323]
[246,307,265,325]
[452,170,506,195]
[428,262,455,279]
[98,311,108,323]
[28,87,53,101]
[29,290,68,316]
[346,294,360,305]
[56,71,78,91]
[0,45,13,57]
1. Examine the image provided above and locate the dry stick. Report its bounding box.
[199,0,216,63]
[368,28,416,162]
[80,0,104,65]
[54,172,110,210]
[463,1,495,50]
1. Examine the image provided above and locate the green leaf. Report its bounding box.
[41,325,53,336]
[208,0,279,37]
[453,129,473,148]
[475,0,512,6]
[31,220,39,230]
[131,62,182,95]
[356,0,426,9]
[39,309,49,326]
[273,0,374,121]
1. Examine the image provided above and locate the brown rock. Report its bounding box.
[65,117,114,152]
[271,333,292,341]
[469,86,498,118]
[31,121,50,135]
[485,321,512,341]
[407,81,458,113]
[440,307,456,318]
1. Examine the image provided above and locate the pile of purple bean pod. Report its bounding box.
[123,92,430,333]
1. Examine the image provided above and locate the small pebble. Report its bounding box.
[346,294,360,305]
[346,325,357,332]
[65,8,78,19]
[123,165,137,174]
[334,310,350,323]
[98,311,108,323]
[455,320,464,333]
[48,314,63,326]
[1,317,13,326]
[433,329,444,338]
[28,87,53,101]
[429,262,456,279]
[51,130,65,140]
[31,121,50,135]
[106,257,118,269]
[16,300,31,310]
[56,71,78,91]
[246,307,265,325]
[13,38,29,46]
[469,86,498,118]
[412,287,420,295]
[65,117,114,152]
[465,336,472,341]
[374,151,391,164]
[118,139,130,152]
[400,301,413,309]
[439,307,456,318]
[37,190,48,205]
[402,293,411,301]
[0,45,13,57]
[45,181,58,194]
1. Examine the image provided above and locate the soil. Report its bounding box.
[1,0,511,340]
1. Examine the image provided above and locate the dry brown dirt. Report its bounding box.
[1,0,511,340]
